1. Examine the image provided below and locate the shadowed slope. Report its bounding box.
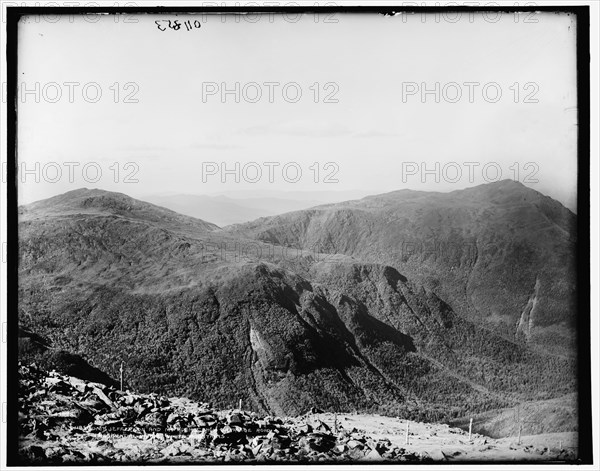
[226,180,577,354]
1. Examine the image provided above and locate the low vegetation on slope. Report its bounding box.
[449,394,578,438]
[225,180,578,355]
[17,188,577,430]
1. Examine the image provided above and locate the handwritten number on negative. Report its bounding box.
[155,19,201,32]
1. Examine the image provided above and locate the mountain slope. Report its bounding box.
[21,188,220,231]
[17,188,576,428]
[225,180,577,354]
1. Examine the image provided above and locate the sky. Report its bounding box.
[15,10,579,211]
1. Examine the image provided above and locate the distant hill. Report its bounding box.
[142,190,375,227]
[226,180,577,355]
[18,187,576,429]
[142,194,325,227]
[21,188,219,232]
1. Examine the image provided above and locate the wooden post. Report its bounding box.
[405,421,409,445]
[468,418,473,441]
[559,440,562,450]
[119,361,124,391]
[515,404,522,445]
[238,399,242,411]
[334,413,338,433]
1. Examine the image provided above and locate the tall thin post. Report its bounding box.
[119,361,124,391]
[238,399,242,411]
[468,418,473,441]
[516,403,521,445]
[405,421,409,445]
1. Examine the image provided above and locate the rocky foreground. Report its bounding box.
[17,363,578,464]
[18,363,431,464]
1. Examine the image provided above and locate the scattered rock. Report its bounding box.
[16,362,457,464]
[363,448,383,461]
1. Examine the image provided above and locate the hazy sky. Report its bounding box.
[16,11,578,210]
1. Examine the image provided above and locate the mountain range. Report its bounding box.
[226,180,578,355]
[142,190,373,227]
[17,181,579,434]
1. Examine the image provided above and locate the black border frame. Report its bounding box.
[4,4,592,466]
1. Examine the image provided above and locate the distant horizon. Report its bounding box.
[16,12,578,215]
[15,169,579,213]
[18,178,578,216]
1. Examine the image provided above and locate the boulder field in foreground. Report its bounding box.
[17,363,579,464]
[18,363,431,464]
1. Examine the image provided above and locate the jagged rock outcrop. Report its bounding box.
[226,180,577,354]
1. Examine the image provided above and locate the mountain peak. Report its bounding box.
[457,179,528,193]
[20,187,219,231]
[23,187,135,210]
